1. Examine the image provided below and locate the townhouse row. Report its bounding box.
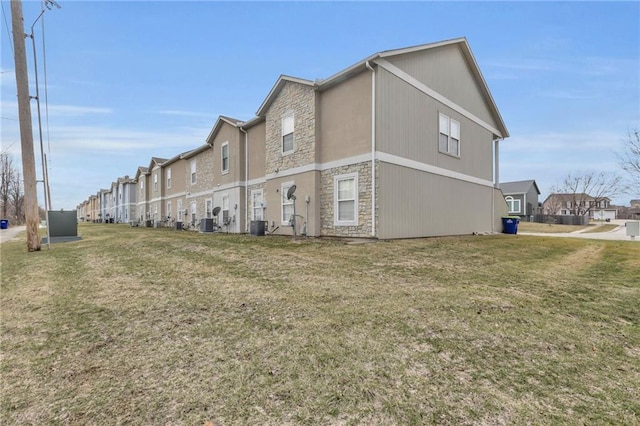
[77,38,510,239]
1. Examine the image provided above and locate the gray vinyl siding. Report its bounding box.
[386,43,499,131]
[377,162,495,239]
[376,67,494,181]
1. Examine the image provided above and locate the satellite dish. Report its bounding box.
[287,185,297,200]
[212,206,221,217]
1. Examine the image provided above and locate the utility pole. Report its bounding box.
[11,0,41,251]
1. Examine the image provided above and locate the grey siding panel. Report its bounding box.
[386,44,499,130]
[378,162,495,239]
[377,68,494,181]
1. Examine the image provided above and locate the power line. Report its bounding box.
[1,0,14,55]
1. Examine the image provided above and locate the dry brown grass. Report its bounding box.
[517,221,589,233]
[1,224,639,425]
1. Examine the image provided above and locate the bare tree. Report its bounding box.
[10,170,24,224]
[0,150,14,220]
[617,129,640,194]
[550,170,623,216]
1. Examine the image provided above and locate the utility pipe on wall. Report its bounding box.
[240,126,248,233]
[365,61,376,238]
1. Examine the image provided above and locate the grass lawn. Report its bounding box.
[517,222,589,234]
[1,224,639,424]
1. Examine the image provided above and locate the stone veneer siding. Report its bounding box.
[265,82,316,173]
[320,161,373,237]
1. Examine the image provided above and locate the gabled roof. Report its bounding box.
[251,37,509,139]
[205,115,244,145]
[135,166,149,180]
[501,180,540,195]
[255,75,315,117]
[239,115,265,130]
[147,157,168,171]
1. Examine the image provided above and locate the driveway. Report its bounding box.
[519,220,640,242]
[0,225,27,244]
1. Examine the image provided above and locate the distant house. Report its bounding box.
[543,193,617,220]
[500,180,540,217]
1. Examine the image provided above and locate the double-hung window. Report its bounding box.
[153,173,158,192]
[140,180,144,196]
[221,142,229,174]
[282,113,294,154]
[334,173,358,226]
[190,201,197,225]
[167,168,172,189]
[439,113,460,157]
[177,199,183,220]
[281,183,294,224]
[190,160,197,184]
[166,201,172,219]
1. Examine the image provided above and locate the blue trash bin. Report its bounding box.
[502,217,519,234]
[0,219,8,230]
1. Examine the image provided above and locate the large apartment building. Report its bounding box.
[78,38,509,238]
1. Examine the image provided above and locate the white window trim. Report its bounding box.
[280,181,295,225]
[334,172,359,227]
[153,173,158,191]
[166,201,172,219]
[251,189,264,221]
[167,168,172,189]
[191,160,197,184]
[206,198,213,218]
[177,199,183,220]
[505,196,521,214]
[281,112,294,155]
[221,141,229,175]
[439,112,461,158]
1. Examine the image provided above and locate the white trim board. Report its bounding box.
[377,152,494,188]
[374,58,503,138]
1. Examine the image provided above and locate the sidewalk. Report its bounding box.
[519,220,639,242]
[0,225,27,244]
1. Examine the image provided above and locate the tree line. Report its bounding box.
[0,149,26,225]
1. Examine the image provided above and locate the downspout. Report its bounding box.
[239,126,249,233]
[492,137,503,233]
[365,61,376,238]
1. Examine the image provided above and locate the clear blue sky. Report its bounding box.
[1,1,639,210]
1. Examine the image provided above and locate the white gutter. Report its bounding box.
[239,126,249,233]
[365,61,376,238]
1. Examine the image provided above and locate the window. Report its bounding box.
[191,160,197,184]
[439,113,460,157]
[252,189,264,220]
[153,173,158,191]
[167,168,172,189]
[334,173,358,226]
[206,199,212,218]
[221,142,229,174]
[166,201,172,219]
[177,199,183,220]
[190,201,197,225]
[282,113,294,154]
[281,183,294,224]
[505,196,521,214]
[140,180,144,195]
[222,195,230,224]
[153,204,158,220]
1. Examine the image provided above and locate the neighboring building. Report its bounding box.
[135,166,150,224]
[78,37,510,238]
[500,180,540,217]
[161,151,189,227]
[182,144,214,228]
[543,193,617,220]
